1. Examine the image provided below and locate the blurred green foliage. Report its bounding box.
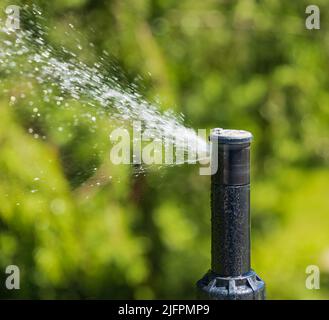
[0,0,329,299]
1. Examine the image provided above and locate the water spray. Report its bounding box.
[197,128,265,300]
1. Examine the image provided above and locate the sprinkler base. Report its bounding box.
[196,270,265,300]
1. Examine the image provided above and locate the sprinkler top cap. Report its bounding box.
[210,128,253,144]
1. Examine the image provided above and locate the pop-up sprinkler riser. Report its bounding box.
[197,128,265,300]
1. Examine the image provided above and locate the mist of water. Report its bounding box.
[0,6,209,177]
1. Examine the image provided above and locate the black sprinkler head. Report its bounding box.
[197,128,265,300]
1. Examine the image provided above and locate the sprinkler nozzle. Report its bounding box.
[196,128,265,300]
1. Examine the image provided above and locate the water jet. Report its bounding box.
[197,128,265,300]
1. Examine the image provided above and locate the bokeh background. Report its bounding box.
[0,0,329,299]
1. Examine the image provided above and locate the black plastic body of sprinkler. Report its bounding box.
[197,128,265,300]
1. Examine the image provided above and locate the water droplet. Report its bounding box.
[50,198,66,215]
